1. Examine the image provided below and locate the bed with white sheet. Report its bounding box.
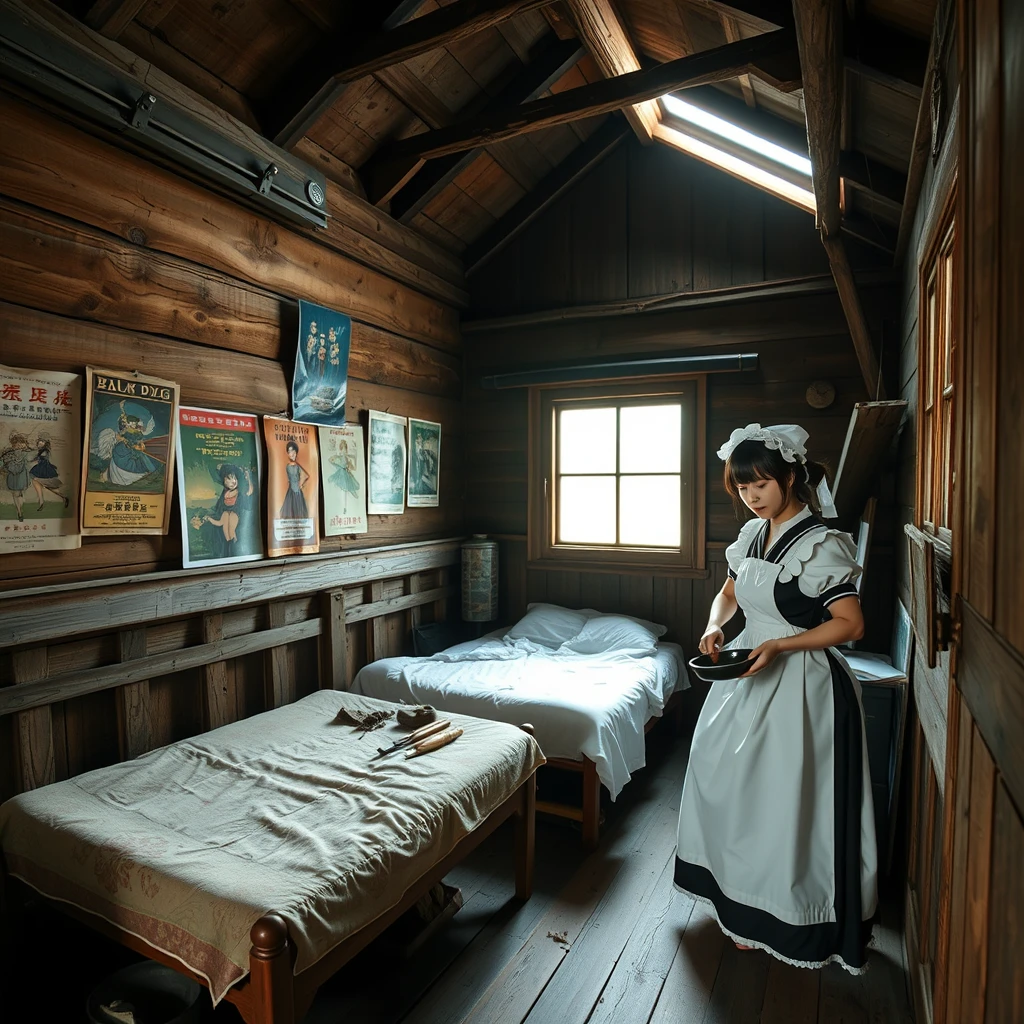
[350,604,689,813]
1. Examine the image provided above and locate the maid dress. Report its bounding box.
[675,506,877,973]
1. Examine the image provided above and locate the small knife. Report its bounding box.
[373,719,451,759]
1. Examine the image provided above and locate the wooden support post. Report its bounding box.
[515,773,536,900]
[201,613,235,731]
[321,590,348,690]
[248,914,296,1024]
[581,757,601,852]
[264,603,289,710]
[367,580,387,662]
[12,648,53,792]
[115,628,151,759]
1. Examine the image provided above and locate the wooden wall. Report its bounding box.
[464,138,899,656]
[0,86,465,800]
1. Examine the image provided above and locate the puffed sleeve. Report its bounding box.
[784,529,863,605]
[724,516,764,580]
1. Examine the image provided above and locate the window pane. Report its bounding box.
[619,476,681,547]
[559,476,616,543]
[619,404,682,472]
[559,408,616,473]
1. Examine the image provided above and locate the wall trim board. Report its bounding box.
[462,270,901,334]
[1,538,463,649]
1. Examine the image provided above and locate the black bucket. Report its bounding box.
[86,961,203,1024]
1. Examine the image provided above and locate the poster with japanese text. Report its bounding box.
[264,415,320,556]
[0,365,81,552]
[292,300,352,426]
[175,406,263,568]
[81,368,179,535]
[407,418,441,508]
[319,424,367,536]
[367,410,406,515]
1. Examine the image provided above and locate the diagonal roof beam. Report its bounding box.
[381,37,586,216]
[84,0,147,39]
[793,0,884,398]
[370,28,796,174]
[264,0,556,149]
[563,0,660,143]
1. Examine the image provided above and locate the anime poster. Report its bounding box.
[292,300,352,426]
[81,367,178,535]
[175,406,263,568]
[367,410,406,515]
[264,415,320,556]
[0,365,81,552]
[319,424,367,536]
[407,418,441,508]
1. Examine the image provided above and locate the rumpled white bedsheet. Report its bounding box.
[350,637,688,799]
[0,691,544,1004]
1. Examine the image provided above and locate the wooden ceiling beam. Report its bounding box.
[371,28,796,165]
[265,0,555,149]
[563,0,660,143]
[720,14,757,108]
[843,16,929,98]
[463,115,631,274]
[382,38,586,216]
[679,1,793,33]
[84,0,147,40]
[793,0,884,398]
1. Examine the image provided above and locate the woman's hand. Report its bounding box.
[740,639,788,677]
[698,627,725,661]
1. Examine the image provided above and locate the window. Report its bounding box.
[918,210,957,534]
[529,379,704,573]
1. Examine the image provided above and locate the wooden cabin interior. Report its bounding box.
[0,0,1021,1021]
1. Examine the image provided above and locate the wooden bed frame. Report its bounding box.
[3,770,536,1024]
[535,689,686,850]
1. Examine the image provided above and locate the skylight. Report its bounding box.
[661,94,812,176]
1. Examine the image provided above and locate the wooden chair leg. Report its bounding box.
[249,914,296,1024]
[515,774,536,900]
[582,757,601,852]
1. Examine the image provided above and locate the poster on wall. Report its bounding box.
[367,410,406,515]
[265,415,320,556]
[319,424,367,536]
[175,406,263,568]
[0,365,81,552]
[407,418,441,508]
[81,367,179,535]
[292,300,352,427]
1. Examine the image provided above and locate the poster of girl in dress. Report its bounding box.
[292,300,352,427]
[264,415,320,556]
[319,424,367,535]
[81,367,179,535]
[407,418,441,508]
[175,406,263,568]
[0,364,81,552]
[367,410,406,515]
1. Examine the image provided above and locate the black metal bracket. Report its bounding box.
[130,92,156,131]
[258,163,278,196]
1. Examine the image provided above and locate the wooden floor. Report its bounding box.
[16,726,914,1023]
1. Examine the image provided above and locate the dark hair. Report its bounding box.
[286,438,299,454]
[218,463,241,483]
[723,439,829,517]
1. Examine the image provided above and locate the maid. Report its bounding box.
[675,423,877,973]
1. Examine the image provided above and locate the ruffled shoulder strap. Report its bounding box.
[725,516,767,579]
[778,528,862,605]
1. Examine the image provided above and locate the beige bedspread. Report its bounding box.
[0,691,544,1003]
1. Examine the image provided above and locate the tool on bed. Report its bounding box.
[404,726,463,758]
[373,718,452,759]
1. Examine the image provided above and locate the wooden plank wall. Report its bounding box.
[0,87,465,800]
[464,138,899,656]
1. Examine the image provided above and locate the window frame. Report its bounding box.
[528,376,706,575]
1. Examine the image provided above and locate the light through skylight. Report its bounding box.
[661,94,812,176]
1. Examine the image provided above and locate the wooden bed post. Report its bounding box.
[582,757,601,852]
[516,723,537,900]
[248,914,296,1024]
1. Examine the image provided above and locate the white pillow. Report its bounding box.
[504,603,590,649]
[525,601,667,638]
[558,614,660,656]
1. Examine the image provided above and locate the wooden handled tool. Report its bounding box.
[404,726,463,758]
[374,719,451,758]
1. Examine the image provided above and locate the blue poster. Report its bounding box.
[292,300,351,426]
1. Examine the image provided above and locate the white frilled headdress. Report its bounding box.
[717,422,838,518]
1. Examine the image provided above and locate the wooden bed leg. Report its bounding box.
[514,774,536,901]
[249,914,296,1024]
[582,757,601,852]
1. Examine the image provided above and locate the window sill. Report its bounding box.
[527,557,709,579]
